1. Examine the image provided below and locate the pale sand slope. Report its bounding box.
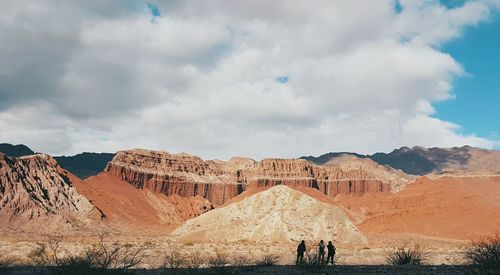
[171,185,367,244]
[336,176,500,240]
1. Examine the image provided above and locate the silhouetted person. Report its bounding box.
[326,241,336,265]
[296,240,306,265]
[318,240,325,264]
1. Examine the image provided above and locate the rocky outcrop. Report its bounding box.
[0,153,99,232]
[105,149,244,206]
[106,149,411,206]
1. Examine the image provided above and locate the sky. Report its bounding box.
[436,7,500,143]
[0,0,499,159]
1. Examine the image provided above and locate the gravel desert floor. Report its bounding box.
[1,265,481,275]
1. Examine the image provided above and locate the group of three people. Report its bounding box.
[296,240,336,265]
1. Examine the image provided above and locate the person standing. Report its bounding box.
[326,241,336,265]
[296,240,306,265]
[318,240,326,264]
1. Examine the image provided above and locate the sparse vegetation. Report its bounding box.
[296,251,326,271]
[162,244,186,269]
[231,254,252,267]
[0,255,17,273]
[28,235,153,274]
[207,252,229,269]
[254,254,279,266]
[385,244,428,265]
[464,234,500,274]
[185,251,206,269]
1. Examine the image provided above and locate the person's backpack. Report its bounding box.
[319,243,325,253]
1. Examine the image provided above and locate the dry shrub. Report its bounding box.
[231,254,252,267]
[28,234,152,274]
[385,244,428,266]
[0,255,18,273]
[162,244,186,269]
[303,251,322,266]
[185,251,206,269]
[207,252,229,269]
[464,234,500,274]
[254,254,279,266]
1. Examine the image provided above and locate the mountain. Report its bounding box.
[323,154,414,192]
[301,152,367,165]
[0,143,115,179]
[171,185,367,244]
[337,175,500,240]
[54,152,115,179]
[106,149,411,206]
[72,172,212,233]
[0,151,212,234]
[0,143,35,157]
[302,146,500,176]
[0,153,101,233]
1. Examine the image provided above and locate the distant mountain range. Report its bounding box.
[0,144,499,246]
[0,143,34,157]
[301,145,500,175]
[55,153,115,179]
[1,143,499,178]
[0,143,114,179]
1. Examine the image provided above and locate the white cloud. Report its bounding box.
[0,0,498,158]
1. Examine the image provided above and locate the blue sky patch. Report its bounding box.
[147,3,161,17]
[276,76,289,84]
[434,12,500,147]
[439,0,466,9]
[394,0,403,14]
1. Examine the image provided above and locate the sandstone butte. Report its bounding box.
[105,149,414,206]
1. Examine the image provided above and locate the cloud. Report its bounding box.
[0,0,498,158]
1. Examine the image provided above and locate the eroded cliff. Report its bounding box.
[106,149,412,205]
[0,153,100,232]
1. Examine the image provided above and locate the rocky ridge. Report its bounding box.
[0,153,100,232]
[304,146,500,176]
[106,149,412,206]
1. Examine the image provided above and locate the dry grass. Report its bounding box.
[464,234,500,274]
[27,234,153,274]
[207,252,229,269]
[254,254,280,266]
[385,244,428,266]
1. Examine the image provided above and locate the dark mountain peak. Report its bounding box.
[397,146,411,152]
[54,152,115,180]
[300,152,367,165]
[0,143,35,157]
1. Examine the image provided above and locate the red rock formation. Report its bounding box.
[336,176,500,240]
[106,149,410,206]
[106,150,245,206]
[0,153,100,232]
[74,172,212,233]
